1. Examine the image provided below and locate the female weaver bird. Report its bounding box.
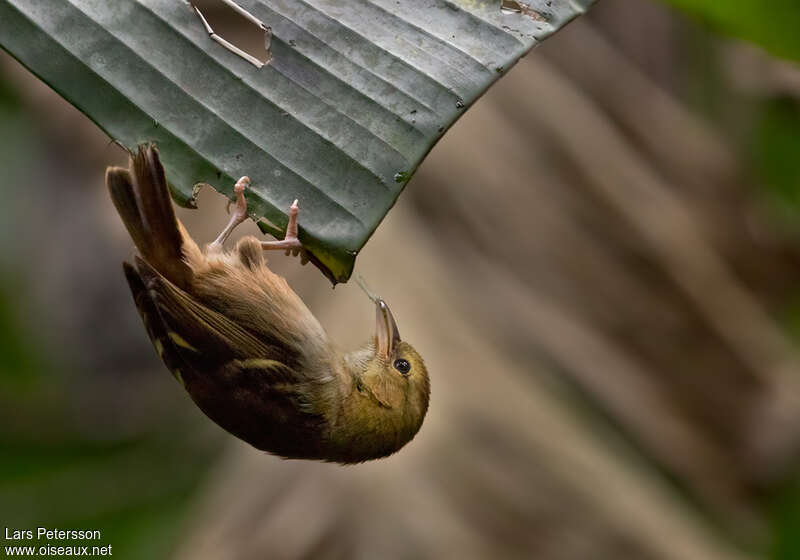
[107,145,430,463]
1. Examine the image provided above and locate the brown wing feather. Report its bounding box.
[123,260,187,386]
[132,257,300,369]
[124,258,329,457]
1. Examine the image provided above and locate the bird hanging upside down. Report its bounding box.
[107,145,430,463]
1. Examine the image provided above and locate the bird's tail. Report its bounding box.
[106,144,193,290]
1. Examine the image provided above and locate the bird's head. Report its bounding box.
[363,298,430,412]
[339,296,430,460]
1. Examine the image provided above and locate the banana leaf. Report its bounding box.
[0,0,593,281]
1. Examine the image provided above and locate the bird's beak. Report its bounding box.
[376,299,401,359]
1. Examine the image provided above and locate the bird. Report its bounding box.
[106,144,430,463]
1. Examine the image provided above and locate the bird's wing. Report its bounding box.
[125,257,316,389]
[124,258,330,454]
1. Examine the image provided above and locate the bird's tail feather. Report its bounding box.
[107,144,193,289]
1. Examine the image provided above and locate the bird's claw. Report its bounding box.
[261,198,307,261]
[210,176,251,250]
[215,181,307,262]
[230,176,250,221]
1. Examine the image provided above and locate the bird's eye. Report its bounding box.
[393,358,411,375]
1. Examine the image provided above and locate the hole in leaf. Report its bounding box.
[500,0,548,21]
[501,0,523,14]
[191,0,272,67]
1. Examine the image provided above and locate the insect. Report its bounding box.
[107,145,430,463]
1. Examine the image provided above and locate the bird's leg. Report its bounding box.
[261,199,305,259]
[209,176,250,251]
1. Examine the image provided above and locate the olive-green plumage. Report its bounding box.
[107,145,430,463]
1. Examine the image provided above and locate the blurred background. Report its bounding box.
[3,0,800,558]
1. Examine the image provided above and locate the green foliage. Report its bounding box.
[771,476,800,560]
[756,97,800,217]
[662,0,800,62]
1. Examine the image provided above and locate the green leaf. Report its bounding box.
[661,0,800,63]
[0,0,592,282]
